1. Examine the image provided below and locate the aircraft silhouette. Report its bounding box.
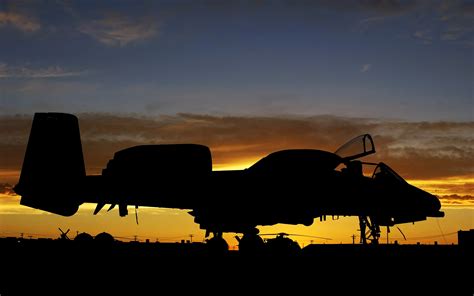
[14,113,444,250]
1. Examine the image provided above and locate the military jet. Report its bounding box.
[14,113,444,250]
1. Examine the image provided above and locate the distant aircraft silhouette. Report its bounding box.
[14,113,444,250]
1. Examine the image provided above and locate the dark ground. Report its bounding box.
[1,238,472,295]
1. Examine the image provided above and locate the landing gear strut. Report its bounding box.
[359,216,380,244]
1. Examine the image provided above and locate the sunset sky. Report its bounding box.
[0,0,472,246]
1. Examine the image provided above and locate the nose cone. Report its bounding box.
[427,192,442,211]
[427,193,444,217]
[411,185,444,217]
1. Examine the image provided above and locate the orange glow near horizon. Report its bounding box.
[0,202,469,246]
[1,0,472,252]
[407,176,474,196]
[1,163,472,246]
[212,158,260,171]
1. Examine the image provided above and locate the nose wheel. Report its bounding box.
[359,216,380,244]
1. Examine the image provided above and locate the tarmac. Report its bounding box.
[1,237,471,295]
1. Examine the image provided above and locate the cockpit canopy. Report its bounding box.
[248,134,377,176]
[335,134,375,161]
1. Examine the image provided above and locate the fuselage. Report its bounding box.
[14,113,444,235]
[78,150,442,233]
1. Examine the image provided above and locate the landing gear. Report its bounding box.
[359,216,380,244]
[206,231,228,254]
[235,228,264,254]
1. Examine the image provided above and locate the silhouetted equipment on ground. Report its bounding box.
[458,229,474,249]
[262,233,302,254]
[14,113,445,252]
[1,237,471,295]
[95,232,115,243]
[251,232,332,254]
[58,228,70,240]
[260,232,332,241]
[74,232,93,242]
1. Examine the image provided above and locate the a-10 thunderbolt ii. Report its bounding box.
[14,113,444,250]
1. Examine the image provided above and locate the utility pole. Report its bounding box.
[386,226,390,244]
[189,234,194,243]
[351,234,356,244]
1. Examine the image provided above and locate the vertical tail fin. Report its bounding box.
[14,113,85,216]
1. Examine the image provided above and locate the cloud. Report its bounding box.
[0,11,40,32]
[438,0,474,21]
[440,25,473,42]
[432,1,473,45]
[0,183,16,196]
[413,29,433,44]
[1,113,472,208]
[0,192,46,215]
[356,0,418,15]
[438,194,474,207]
[78,13,160,47]
[0,113,472,182]
[359,15,387,25]
[409,176,474,206]
[0,63,85,78]
[353,1,473,46]
[360,64,371,73]
[307,0,418,15]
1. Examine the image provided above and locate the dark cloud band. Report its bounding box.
[0,113,472,180]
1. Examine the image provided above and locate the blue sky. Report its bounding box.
[0,0,472,120]
[1,1,473,244]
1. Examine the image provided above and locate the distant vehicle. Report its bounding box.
[14,113,444,250]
